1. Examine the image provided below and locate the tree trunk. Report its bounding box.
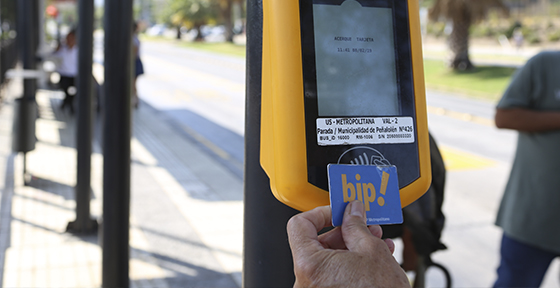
[223,0,234,43]
[176,26,181,40]
[194,23,205,42]
[448,16,474,71]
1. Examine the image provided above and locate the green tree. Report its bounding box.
[215,0,245,43]
[429,0,509,70]
[160,0,217,41]
[217,0,234,42]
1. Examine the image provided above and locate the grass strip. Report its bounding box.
[140,34,246,57]
[176,41,246,57]
[423,59,518,102]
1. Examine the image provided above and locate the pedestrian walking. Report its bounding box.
[133,21,144,109]
[53,29,78,113]
[493,51,560,287]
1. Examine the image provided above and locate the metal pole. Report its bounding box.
[56,17,61,44]
[37,0,47,56]
[31,0,38,52]
[0,0,3,85]
[102,0,133,287]
[17,0,36,99]
[67,0,98,234]
[243,0,299,286]
[16,0,38,184]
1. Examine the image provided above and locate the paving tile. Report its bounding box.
[33,268,49,287]
[3,268,18,287]
[75,265,92,288]
[4,248,20,270]
[34,248,48,269]
[89,264,101,287]
[48,267,65,287]
[18,269,33,287]
[19,248,34,270]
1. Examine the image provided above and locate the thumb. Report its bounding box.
[341,201,377,253]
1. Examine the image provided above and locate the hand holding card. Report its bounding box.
[287,202,410,288]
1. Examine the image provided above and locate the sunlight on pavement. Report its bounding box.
[439,145,496,171]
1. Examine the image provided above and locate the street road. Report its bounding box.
[138,41,245,179]
[136,40,560,288]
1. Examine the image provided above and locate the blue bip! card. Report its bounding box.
[328,164,403,226]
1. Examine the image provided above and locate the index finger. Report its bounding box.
[287,206,332,259]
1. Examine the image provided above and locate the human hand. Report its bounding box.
[287,201,410,288]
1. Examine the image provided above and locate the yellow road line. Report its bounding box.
[439,145,495,171]
[180,125,231,161]
[427,106,495,127]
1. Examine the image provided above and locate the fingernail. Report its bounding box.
[351,201,365,218]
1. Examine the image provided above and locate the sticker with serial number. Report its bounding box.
[317,117,414,146]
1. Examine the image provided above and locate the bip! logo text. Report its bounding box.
[328,164,403,226]
[341,171,390,211]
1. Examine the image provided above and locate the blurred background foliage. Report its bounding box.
[41,0,560,48]
[33,0,560,99]
[425,0,560,46]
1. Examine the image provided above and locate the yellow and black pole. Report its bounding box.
[243,0,299,286]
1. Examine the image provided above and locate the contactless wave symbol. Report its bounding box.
[337,147,392,166]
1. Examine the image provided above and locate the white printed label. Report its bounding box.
[316,117,415,146]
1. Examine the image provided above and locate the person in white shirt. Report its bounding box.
[133,22,144,109]
[53,30,78,113]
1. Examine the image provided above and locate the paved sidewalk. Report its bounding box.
[0,77,243,287]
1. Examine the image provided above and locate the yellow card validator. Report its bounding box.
[328,164,403,226]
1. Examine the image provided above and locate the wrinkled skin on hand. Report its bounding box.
[287,201,410,288]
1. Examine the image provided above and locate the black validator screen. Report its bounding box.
[300,0,420,191]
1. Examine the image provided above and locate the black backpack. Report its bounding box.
[382,132,447,256]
